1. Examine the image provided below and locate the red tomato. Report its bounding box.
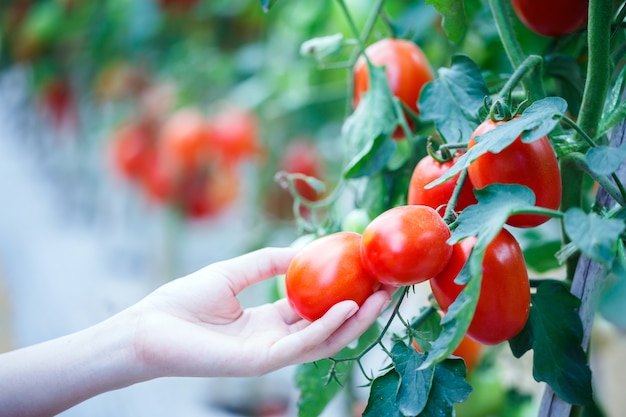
[210,106,261,164]
[286,232,381,322]
[430,229,530,345]
[512,0,588,37]
[159,108,211,173]
[279,139,325,202]
[111,121,156,181]
[467,118,561,228]
[408,154,477,216]
[360,205,453,286]
[353,38,434,139]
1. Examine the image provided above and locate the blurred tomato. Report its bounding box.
[159,107,211,173]
[210,106,261,164]
[178,164,240,219]
[38,77,77,131]
[111,120,156,181]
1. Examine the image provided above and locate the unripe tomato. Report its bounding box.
[286,232,381,322]
[430,228,530,345]
[467,118,561,228]
[360,205,453,286]
[408,154,477,216]
[511,0,588,37]
[159,108,211,173]
[353,38,434,139]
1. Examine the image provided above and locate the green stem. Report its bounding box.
[336,0,370,60]
[559,0,615,281]
[496,54,544,100]
[332,286,410,364]
[487,0,545,102]
[576,0,612,141]
[442,169,471,224]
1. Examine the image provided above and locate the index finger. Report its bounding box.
[210,246,298,295]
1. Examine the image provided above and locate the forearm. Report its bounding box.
[0,309,143,416]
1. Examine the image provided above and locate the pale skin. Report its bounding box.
[0,247,392,417]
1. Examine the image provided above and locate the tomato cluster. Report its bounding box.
[110,104,260,220]
[286,204,453,321]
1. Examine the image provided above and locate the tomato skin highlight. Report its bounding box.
[360,205,453,286]
[430,229,531,345]
[511,0,588,37]
[353,38,434,139]
[467,119,561,228]
[408,155,477,216]
[286,232,380,322]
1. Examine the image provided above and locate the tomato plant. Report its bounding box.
[511,0,589,37]
[430,229,531,345]
[353,38,434,139]
[467,117,562,228]
[360,205,453,286]
[285,232,380,322]
[408,154,477,216]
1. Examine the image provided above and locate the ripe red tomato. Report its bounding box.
[353,38,434,139]
[511,0,588,37]
[159,108,211,173]
[210,106,261,164]
[360,205,452,286]
[110,121,156,181]
[467,118,561,228]
[430,228,530,345]
[286,232,381,322]
[408,154,477,216]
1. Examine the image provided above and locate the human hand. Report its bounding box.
[126,247,393,380]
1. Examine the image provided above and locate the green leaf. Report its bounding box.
[585,143,626,176]
[417,359,472,417]
[599,242,626,330]
[428,97,567,187]
[564,208,625,266]
[259,0,278,12]
[295,322,381,417]
[342,64,398,179]
[512,281,593,406]
[523,239,562,273]
[425,0,467,43]
[418,54,488,143]
[449,184,537,245]
[363,347,471,417]
[391,342,434,416]
[410,307,443,352]
[344,133,397,178]
[362,370,404,417]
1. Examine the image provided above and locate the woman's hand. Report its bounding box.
[128,246,392,379]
